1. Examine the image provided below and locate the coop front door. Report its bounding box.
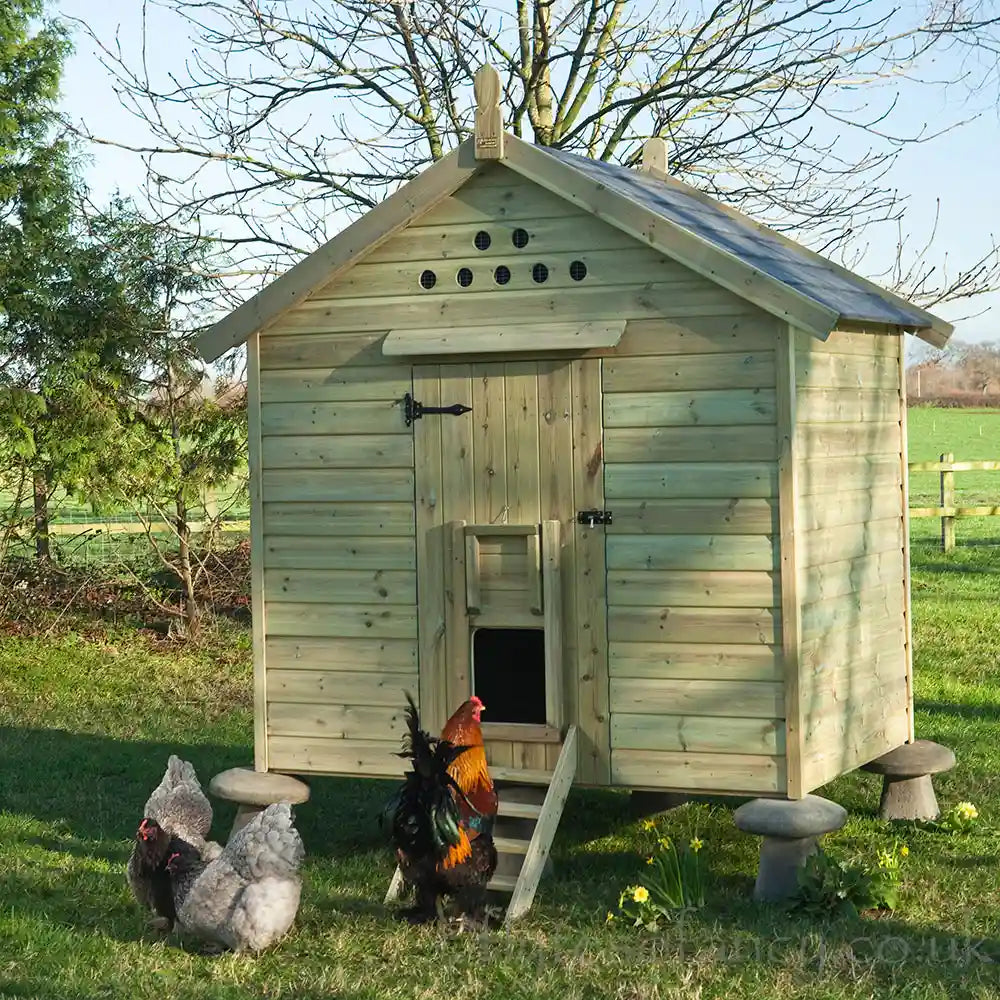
[410,358,610,783]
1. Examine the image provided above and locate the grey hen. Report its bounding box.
[167,802,305,953]
[127,755,223,926]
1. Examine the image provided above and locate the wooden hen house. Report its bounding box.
[197,67,953,920]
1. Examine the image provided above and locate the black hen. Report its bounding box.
[383,694,498,925]
[127,818,184,930]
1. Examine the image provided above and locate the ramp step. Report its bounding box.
[490,767,554,785]
[497,800,542,819]
[487,874,518,893]
[494,836,531,855]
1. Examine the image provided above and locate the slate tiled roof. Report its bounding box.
[538,146,929,329]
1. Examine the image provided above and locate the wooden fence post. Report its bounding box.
[940,452,955,553]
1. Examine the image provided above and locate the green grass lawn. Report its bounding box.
[906,406,1000,550]
[2,541,1000,999]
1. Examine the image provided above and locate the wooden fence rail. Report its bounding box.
[44,520,250,536]
[908,452,1000,552]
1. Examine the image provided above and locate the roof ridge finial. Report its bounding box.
[474,64,504,160]
[640,137,670,180]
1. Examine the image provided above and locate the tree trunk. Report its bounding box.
[175,493,200,635]
[532,1,554,144]
[33,471,51,561]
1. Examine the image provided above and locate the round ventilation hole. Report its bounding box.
[419,269,437,290]
[511,228,530,249]
[456,267,474,287]
[474,230,491,251]
[494,265,511,285]
[531,262,549,284]
[569,260,587,281]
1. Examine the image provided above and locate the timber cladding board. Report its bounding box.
[610,677,784,718]
[611,714,785,755]
[606,534,777,572]
[266,283,755,334]
[268,736,408,777]
[798,387,902,424]
[801,711,910,793]
[265,637,417,672]
[267,702,408,741]
[608,499,777,535]
[264,533,416,572]
[264,568,417,606]
[604,425,778,463]
[799,548,905,606]
[608,570,779,608]
[800,581,905,641]
[799,517,904,568]
[610,641,781,681]
[260,365,411,402]
[798,489,899,531]
[799,422,902,460]
[266,602,417,639]
[320,248,709,300]
[360,214,638,265]
[254,318,780,369]
[611,749,785,794]
[261,434,413,469]
[604,388,776,428]
[606,462,778,499]
[603,352,775,392]
[809,329,901,357]
[267,668,418,706]
[262,469,414,503]
[262,505,415,540]
[800,638,908,702]
[795,350,899,390]
[608,606,779,645]
[260,400,406,436]
[797,455,900,496]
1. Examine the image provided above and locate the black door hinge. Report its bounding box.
[403,392,472,427]
[577,509,612,527]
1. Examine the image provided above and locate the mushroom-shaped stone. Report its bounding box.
[209,766,310,839]
[733,795,847,902]
[860,740,956,821]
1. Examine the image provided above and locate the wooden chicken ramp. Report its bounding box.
[385,725,578,927]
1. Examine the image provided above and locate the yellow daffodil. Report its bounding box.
[641,819,656,831]
[605,911,615,924]
[645,856,655,865]
[899,845,909,857]
[689,837,704,853]
[658,836,671,849]
[632,886,650,904]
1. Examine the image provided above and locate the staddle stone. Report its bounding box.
[860,740,956,779]
[860,740,955,821]
[734,795,847,839]
[733,795,847,902]
[209,766,310,838]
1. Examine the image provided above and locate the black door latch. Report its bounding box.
[577,509,612,527]
[403,392,472,427]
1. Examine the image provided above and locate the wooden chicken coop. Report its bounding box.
[197,68,953,914]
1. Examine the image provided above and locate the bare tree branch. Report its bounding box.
[62,0,1000,312]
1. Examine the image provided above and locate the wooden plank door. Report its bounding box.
[411,359,610,784]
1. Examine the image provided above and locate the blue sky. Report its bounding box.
[54,0,998,346]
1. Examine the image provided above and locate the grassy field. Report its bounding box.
[2,539,1000,1000]
[906,407,1000,549]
